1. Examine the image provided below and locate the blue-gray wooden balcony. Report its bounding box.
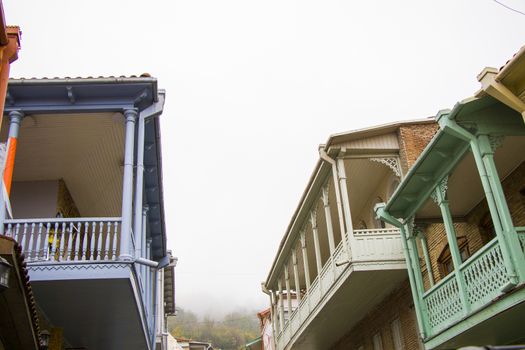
[263,124,428,350]
[377,95,525,349]
[1,77,170,350]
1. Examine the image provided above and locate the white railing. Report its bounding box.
[353,228,403,261]
[3,217,122,262]
[275,228,404,350]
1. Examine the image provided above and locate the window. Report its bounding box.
[390,318,403,350]
[372,197,386,229]
[438,237,470,277]
[479,212,496,244]
[372,332,383,350]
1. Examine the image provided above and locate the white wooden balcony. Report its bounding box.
[275,228,405,350]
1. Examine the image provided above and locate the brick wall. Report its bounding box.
[397,123,439,175]
[331,280,422,350]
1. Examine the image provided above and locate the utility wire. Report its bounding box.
[493,0,525,16]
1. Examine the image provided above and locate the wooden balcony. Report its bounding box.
[275,228,406,350]
[422,228,525,349]
[1,216,154,350]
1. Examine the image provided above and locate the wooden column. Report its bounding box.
[299,231,311,292]
[292,249,301,304]
[434,178,470,314]
[277,279,285,332]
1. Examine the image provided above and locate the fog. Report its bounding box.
[5,0,525,317]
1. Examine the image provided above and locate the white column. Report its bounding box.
[300,231,311,291]
[336,158,353,259]
[292,249,301,304]
[133,112,146,259]
[322,185,336,254]
[310,210,323,293]
[284,264,293,323]
[277,279,285,332]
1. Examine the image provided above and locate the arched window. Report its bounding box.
[372,197,386,229]
[438,237,470,277]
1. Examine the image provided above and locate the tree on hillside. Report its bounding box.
[168,308,260,350]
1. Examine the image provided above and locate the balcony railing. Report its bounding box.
[276,228,402,349]
[422,229,525,337]
[3,217,122,262]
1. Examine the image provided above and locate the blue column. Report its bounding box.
[0,110,24,235]
[119,109,138,261]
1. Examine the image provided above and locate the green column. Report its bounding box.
[434,180,470,315]
[402,224,428,339]
[478,135,525,281]
[419,233,435,287]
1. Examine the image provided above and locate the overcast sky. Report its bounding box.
[5,0,525,317]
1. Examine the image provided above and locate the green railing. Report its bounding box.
[422,231,525,338]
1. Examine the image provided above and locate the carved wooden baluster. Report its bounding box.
[26,223,36,262]
[74,222,81,261]
[44,223,51,260]
[50,222,59,261]
[104,222,112,260]
[65,222,73,261]
[90,222,97,261]
[58,222,66,261]
[20,223,28,254]
[81,222,89,261]
[112,221,119,260]
[34,223,44,261]
[97,222,103,261]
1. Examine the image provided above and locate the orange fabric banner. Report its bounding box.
[3,136,17,196]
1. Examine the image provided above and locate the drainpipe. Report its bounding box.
[319,148,351,263]
[438,114,520,287]
[477,67,525,123]
[261,283,277,350]
[375,203,427,340]
[133,92,165,260]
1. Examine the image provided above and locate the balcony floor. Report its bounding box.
[29,262,149,350]
[429,286,525,349]
[288,263,406,350]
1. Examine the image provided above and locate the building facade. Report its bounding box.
[263,119,437,350]
[376,47,525,349]
[1,76,175,349]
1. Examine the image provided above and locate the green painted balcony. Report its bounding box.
[378,95,525,349]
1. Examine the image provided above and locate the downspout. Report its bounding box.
[375,203,427,340]
[261,284,277,350]
[319,148,351,263]
[477,67,525,123]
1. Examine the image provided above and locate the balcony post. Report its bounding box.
[284,263,293,324]
[402,223,429,339]
[418,232,434,287]
[336,157,353,259]
[269,291,278,342]
[291,249,301,304]
[309,210,323,279]
[0,110,24,234]
[322,184,336,254]
[477,135,525,281]
[277,279,285,333]
[299,231,311,292]
[119,108,138,261]
[433,177,470,315]
[133,111,146,259]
